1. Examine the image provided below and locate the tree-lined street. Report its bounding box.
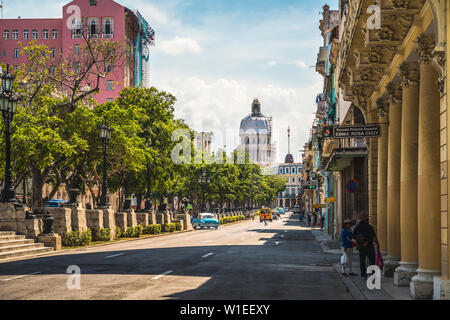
[0,213,350,300]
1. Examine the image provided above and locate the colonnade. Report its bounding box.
[375,35,442,299]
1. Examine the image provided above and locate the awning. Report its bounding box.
[324,147,367,171]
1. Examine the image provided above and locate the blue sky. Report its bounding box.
[3,0,339,163]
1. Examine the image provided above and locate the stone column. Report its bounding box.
[377,99,389,254]
[368,109,379,230]
[385,81,403,277]
[394,62,420,286]
[411,35,442,299]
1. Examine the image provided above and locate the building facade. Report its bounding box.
[238,98,277,167]
[304,0,450,300]
[0,0,155,104]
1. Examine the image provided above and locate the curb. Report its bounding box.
[0,229,194,264]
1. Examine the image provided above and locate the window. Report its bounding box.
[72,19,82,39]
[88,18,99,38]
[105,63,113,73]
[23,29,29,40]
[3,29,9,40]
[14,48,19,59]
[51,48,56,58]
[74,44,80,55]
[52,29,58,39]
[102,18,114,38]
[12,29,18,40]
[2,50,5,57]
[42,29,49,39]
[32,29,38,39]
[106,80,114,91]
[74,63,80,73]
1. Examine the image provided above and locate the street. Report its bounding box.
[0,213,351,300]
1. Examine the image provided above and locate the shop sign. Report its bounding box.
[332,125,381,138]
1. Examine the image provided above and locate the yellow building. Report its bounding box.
[332,0,449,299]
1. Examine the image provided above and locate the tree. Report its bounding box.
[3,31,126,207]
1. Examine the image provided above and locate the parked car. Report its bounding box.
[192,213,220,230]
[276,207,285,214]
[293,205,301,214]
[45,199,69,208]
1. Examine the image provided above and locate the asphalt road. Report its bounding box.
[0,212,351,300]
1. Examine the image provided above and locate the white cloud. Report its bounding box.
[158,36,203,55]
[153,75,321,163]
[267,61,277,67]
[295,60,308,69]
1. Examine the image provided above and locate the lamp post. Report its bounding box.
[0,65,18,203]
[198,169,210,212]
[98,118,112,209]
[144,139,152,211]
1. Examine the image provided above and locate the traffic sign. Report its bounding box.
[326,197,336,203]
[346,180,360,193]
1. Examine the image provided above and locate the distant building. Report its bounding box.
[194,131,213,155]
[0,0,155,104]
[238,98,276,167]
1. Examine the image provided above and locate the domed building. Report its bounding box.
[238,98,277,167]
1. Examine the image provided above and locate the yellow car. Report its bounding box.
[259,208,273,222]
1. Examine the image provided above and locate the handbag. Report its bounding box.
[376,250,384,270]
[341,253,347,265]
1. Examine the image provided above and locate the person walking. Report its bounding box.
[340,219,356,276]
[352,214,380,280]
[264,213,268,226]
[320,213,325,231]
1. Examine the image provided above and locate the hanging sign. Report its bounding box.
[326,197,336,203]
[332,125,381,138]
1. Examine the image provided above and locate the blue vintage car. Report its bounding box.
[45,199,69,207]
[192,213,220,230]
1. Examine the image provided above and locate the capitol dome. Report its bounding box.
[239,99,271,135]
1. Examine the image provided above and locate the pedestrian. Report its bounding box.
[320,213,325,231]
[352,214,380,280]
[311,213,316,228]
[264,213,268,226]
[341,219,356,276]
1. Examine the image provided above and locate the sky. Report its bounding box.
[2,0,339,163]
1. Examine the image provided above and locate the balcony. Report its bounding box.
[102,33,114,39]
[322,138,340,158]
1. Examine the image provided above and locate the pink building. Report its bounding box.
[0,0,155,104]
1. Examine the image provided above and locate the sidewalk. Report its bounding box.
[309,225,412,300]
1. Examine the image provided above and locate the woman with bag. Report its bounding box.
[341,219,357,276]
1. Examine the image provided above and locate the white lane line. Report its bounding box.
[275,241,281,246]
[202,252,215,258]
[3,272,41,281]
[152,270,173,280]
[105,253,125,259]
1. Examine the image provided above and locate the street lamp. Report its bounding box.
[198,169,210,212]
[0,65,18,203]
[98,118,112,209]
[144,139,152,211]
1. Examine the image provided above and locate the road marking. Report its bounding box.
[105,253,125,259]
[202,252,215,258]
[202,240,212,243]
[281,235,285,238]
[275,241,281,246]
[152,270,173,280]
[3,272,41,281]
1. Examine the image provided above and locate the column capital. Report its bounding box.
[416,35,435,64]
[376,97,389,119]
[399,61,420,88]
[387,82,402,105]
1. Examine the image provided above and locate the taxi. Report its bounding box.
[259,207,273,222]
